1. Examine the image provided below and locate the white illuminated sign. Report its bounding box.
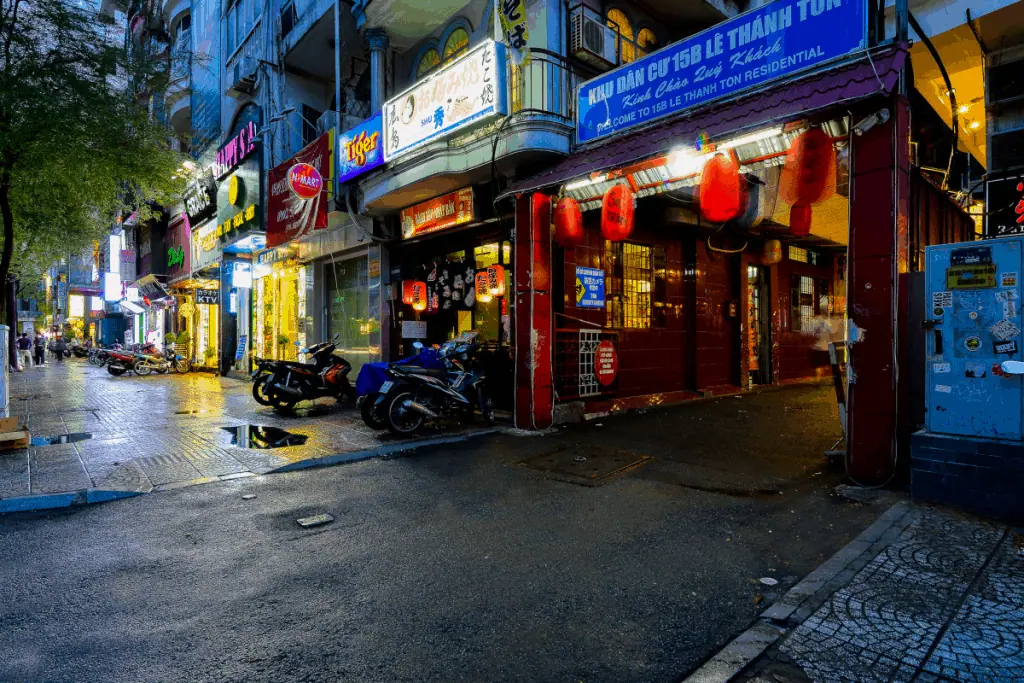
[90,297,103,311]
[383,40,508,160]
[232,262,253,289]
[103,272,122,301]
[109,234,121,274]
[69,295,85,317]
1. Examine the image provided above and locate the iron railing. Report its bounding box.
[554,328,618,400]
[507,48,576,124]
[169,28,191,82]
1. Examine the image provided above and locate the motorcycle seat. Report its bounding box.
[396,366,447,378]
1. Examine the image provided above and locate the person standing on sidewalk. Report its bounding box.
[53,335,66,363]
[16,333,32,370]
[33,332,46,366]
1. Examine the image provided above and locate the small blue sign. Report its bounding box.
[337,113,384,184]
[575,267,605,309]
[576,0,866,144]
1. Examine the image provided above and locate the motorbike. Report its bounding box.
[258,336,356,411]
[106,347,141,376]
[355,344,444,430]
[375,332,495,436]
[133,346,190,375]
[71,344,90,358]
[88,344,119,367]
[250,337,341,407]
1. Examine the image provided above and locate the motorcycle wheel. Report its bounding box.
[252,376,274,405]
[360,393,388,430]
[107,365,126,377]
[175,359,191,374]
[134,361,153,376]
[386,391,425,436]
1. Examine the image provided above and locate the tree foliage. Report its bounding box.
[0,0,185,295]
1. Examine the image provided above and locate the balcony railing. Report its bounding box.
[169,28,191,83]
[507,49,576,125]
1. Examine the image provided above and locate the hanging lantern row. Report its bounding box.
[699,153,746,224]
[401,265,505,312]
[779,128,836,236]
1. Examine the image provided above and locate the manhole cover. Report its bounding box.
[520,445,650,486]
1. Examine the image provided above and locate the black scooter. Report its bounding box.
[254,336,356,411]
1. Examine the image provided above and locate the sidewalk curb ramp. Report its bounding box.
[681,501,917,683]
[1,427,502,515]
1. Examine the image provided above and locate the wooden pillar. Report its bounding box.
[513,193,553,429]
[846,94,911,483]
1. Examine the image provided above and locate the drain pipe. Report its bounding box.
[908,11,958,191]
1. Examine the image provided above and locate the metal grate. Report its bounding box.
[607,242,652,329]
[554,329,619,400]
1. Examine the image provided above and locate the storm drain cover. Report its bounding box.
[520,445,651,486]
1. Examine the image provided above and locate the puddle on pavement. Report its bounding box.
[221,425,308,449]
[30,433,93,446]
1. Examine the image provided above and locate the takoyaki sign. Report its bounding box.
[384,40,508,161]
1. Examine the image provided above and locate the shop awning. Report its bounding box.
[133,274,171,301]
[500,46,907,199]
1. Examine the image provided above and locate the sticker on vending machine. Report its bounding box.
[932,291,953,308]
[995,340,1018,354]
[989,319,1020,342]
[1002,272,1017,287]
[964,336,983,352]
[932,362,951,374]
[935,384,953,393]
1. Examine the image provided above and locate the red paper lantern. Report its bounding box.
[780,128,836,235]
[790,205,813,237]
[486,264,506,297]
[402,280,427,309]
[475,271,492,303]
[601,184,635,242]
[699,154,746,223]
[554,197,584,248]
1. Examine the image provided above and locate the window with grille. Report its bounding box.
[606,241,660,329]
[790,275,830,332]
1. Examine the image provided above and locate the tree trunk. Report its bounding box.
[0,164,16,371]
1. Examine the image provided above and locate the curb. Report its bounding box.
[1,428,504,514]
[681,500,918,683]
[268,427,503,474]
[0,489,144,514]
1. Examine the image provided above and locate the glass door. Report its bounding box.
[324,256,370,376]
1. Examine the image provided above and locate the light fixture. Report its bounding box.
[958,104,970,114]
[565,174,607,191]
[718,127,780,150]
[666,150,714,178]
[969,121,981,130]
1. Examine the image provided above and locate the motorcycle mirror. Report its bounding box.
[412,342,424,350]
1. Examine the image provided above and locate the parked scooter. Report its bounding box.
[133,345,190,375]
[259,336,356,411]
[355,344,444,429]
[106,346,143,376]
[375,332,494,435]
[250,337,341,406]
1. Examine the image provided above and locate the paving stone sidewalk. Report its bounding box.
[0,360,485,511]
[726,505,1024,683]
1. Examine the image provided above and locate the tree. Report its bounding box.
[0,0,185,328]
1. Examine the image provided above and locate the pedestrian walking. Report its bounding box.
[53,336,66,363]
[16,332,32,370]
[33,332,46,366]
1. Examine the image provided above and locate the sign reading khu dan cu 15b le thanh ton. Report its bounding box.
[576,0,866,144]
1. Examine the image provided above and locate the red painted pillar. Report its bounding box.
[846,94,911,483]
[513,193,554,429]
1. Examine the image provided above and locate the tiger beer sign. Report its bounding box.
[338,113,384,183]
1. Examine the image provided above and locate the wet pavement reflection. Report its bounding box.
[221,425,309,449]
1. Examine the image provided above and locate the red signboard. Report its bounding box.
[595,340,618,386]
[399,188,474,239]
[267,132,333,248]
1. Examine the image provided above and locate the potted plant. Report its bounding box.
[203,347,217,367]
[176,330,191,359]
[164,332,177,347]
[277,334,290,355]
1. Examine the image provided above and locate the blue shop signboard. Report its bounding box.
[575,267,605,309]
[338,113,384,183]
[576,0,867,144]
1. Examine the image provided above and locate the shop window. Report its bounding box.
[606,241,663,329]
[416,48,441,78]
[225,0,260,55]
[790,275,830,332]
[606,9,636,64]
[442,27,469,61]
[325,258,371,375]
[788,245,808,263]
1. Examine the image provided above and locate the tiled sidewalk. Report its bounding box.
[725,505,1024,683]
[1,360,486,511]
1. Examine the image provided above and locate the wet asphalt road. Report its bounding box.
[0,386,893,682]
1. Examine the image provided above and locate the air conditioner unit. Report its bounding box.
[227,61,257,96]
[570,9,617,70]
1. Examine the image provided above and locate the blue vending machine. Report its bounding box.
[912,237,1024,521]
